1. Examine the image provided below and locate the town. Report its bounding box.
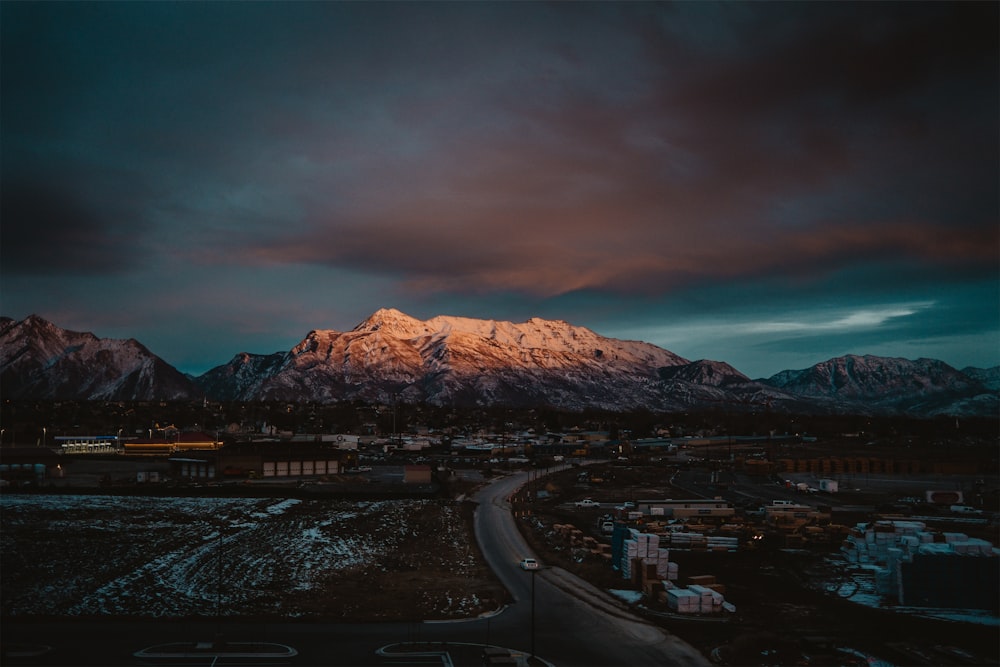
[1,399,997,666]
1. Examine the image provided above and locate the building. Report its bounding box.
[169,443,354,482]
[403,464,432,484]
[637,499,736,520]
[54,435,120,454]
[630,438,678,454]
[125,431,221,456]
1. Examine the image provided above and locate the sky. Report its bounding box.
[2,1,998,379]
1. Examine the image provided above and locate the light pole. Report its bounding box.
[42,427,47,449]
[530,568,536,660]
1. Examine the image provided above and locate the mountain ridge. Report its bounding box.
[0,314,197,401]
[1,312,996,417]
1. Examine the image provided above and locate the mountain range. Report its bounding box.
[1,309,997,417]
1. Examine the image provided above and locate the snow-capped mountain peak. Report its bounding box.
[205,309,691,407]
[1,312,997,417]
[353,308,431,337]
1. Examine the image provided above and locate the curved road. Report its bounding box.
[470,470,710,666]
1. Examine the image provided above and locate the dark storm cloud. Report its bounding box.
[0,179,145,275]
[228,2,998,299]
[646,2,999,226]
[1,1,996,375]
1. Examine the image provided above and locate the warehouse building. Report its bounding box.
[169,443,354,481]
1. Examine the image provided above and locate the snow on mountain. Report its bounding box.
[962,366,1000,392]
[3,312,997,417]
[0,315,199,400]
[193,351,287,401]
[761,354,997,416]
[227,309,691,409]
[351,308,685,368]
[658,359,749,386]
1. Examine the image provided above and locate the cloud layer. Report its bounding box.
[2,2,997,377]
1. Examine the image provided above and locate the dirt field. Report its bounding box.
[0,493,508,621]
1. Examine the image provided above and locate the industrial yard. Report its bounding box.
[512,457,999,666]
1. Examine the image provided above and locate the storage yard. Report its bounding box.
[513,460,999,666]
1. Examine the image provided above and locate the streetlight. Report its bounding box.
[42,427,47,449]
[521,565,544,662]
[530,568,536,660]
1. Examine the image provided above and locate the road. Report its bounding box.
[471,469,710,666]
[2,469,709,666]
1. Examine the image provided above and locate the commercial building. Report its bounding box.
[169,443,354,481]
[637,499,736,520]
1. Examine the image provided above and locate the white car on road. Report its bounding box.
[575,499,600,508]
[519,558,539,570]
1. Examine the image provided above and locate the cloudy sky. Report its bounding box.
[2,2,997,379]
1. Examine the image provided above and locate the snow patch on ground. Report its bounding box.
[609,589,644,604]
[1,494,492,619]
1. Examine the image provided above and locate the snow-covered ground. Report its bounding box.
[1,494,500,619]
